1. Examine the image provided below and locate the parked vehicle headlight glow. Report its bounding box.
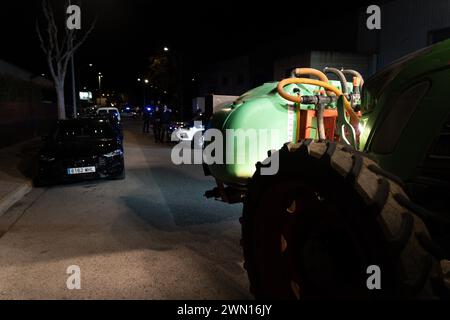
[103,149,123,158]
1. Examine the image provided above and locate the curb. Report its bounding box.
[0,181,33,218]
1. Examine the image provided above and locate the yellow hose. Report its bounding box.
[292,68,330,84]
[292,68,333,96]
[289,69,331,141]
[277,77,360,124]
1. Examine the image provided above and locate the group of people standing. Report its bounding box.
[142,105,172,143]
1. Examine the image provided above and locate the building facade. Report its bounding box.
[358,0,450,70]
[0,59,57,147]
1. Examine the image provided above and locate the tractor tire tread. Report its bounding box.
[242,140,445,299]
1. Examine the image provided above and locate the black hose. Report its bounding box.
[341,69,364,88]
[323,67,348,94]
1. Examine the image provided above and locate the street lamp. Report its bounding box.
[141,79,150,109]
[98,72,103,106]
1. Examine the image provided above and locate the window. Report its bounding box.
[371,81,430,154]
[57,122,114,140]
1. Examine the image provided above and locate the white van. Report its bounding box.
[96,107,121,121]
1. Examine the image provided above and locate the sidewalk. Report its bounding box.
[0,139,39,217]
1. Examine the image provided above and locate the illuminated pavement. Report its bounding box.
[0,119,250,299]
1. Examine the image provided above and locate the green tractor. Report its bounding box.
[202,39,450,299]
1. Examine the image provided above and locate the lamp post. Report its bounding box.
[98,72,103,106]
[69,0,77,119]
[144,79,149,108]
[163,45,184,120]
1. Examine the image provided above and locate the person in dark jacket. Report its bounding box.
[142,108,150,133]
[159,105,172,143]
[151,107,161,143]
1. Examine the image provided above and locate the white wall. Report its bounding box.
[310,51,372,80]
[192,96,205,113]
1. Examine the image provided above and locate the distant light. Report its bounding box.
[144,79,149,84]
[164,91,167,94]
[98,72,102,75]
[192,78,195,81]
[137,78,141,82]
[89,63,93,67]
[79,91,92,100]
[146,107,151,111]
[164,47,169,52]
[41,73,45,77]
[126,107,131,110]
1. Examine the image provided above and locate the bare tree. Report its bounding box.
[36,0,95,119]
[146,53,183,112]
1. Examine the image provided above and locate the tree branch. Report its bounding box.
[36,0,95,119]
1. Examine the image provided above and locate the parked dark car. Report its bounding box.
[36,118,125,186]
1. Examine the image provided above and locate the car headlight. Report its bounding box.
[103,149,123,158]
[40,154,55,162]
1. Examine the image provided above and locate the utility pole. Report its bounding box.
[163,46,184,119]
[144,79,149,108]
[69,0,77,118]
[98,73,102,106]
[71,55,77,117]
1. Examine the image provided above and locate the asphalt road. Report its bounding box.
[0,119,251,299]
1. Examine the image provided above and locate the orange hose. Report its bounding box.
[292,68,330,84]
[292,68,332,95]
[277,77,360,124]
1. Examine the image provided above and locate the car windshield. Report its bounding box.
[56,121,115,140]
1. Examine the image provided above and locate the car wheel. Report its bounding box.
[110,164,125,180]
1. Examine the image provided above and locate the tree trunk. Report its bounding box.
[56,84,66,120]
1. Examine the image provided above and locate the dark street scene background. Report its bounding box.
[1,0,450,300]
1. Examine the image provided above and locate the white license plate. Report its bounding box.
[67,166,96,175]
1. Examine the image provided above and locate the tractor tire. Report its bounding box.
[241,140,447,299]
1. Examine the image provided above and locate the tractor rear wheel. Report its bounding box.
[241,140,445,299]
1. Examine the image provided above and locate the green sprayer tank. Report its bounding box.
[206,80,352,186]
[206,39,450,214]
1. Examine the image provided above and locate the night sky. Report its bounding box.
[1,0,379,96]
